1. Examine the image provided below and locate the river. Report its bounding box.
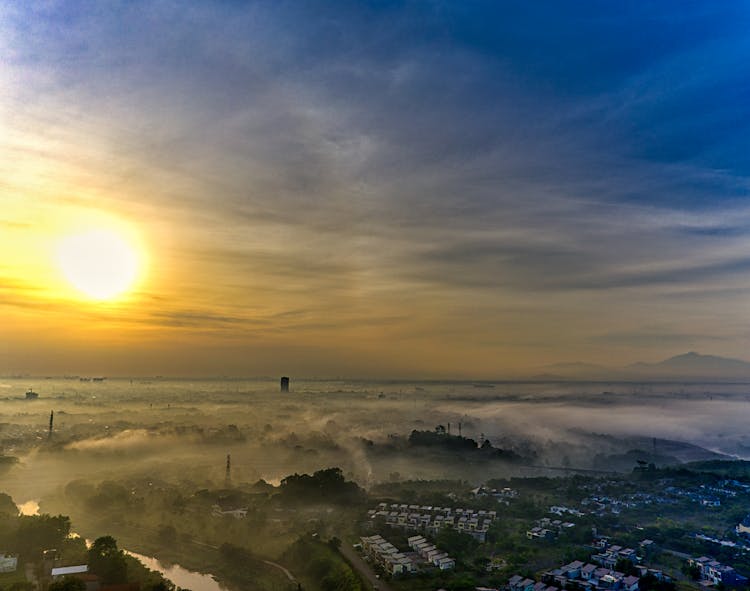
[123,551,228,591]
[17,500,228,591]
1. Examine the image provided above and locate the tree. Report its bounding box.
[0,493,18,517]
[16,515,72,559]
[436,529,479,561]
[615,558,638,576]
[88,536,127,584]
[683,562,701,581]
[328,537,342,549]
[446,574,478,591]
[279,468,365,505]
[48,577,86,591]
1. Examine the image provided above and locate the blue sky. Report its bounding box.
[2,1,750,376]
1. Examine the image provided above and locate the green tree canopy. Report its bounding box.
[88,536,127,584]
[16,514,71,559]
[279,468,365,505]
[0,493,18,517]
[48,576,86,591]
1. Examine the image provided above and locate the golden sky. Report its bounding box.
[2,2,750,377]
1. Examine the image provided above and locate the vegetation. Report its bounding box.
[47,577,85,591]
[0,493,174,591]
[88,536,128,584]
[279,467,366,505]
[283,536,361,591]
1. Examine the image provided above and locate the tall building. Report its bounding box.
[280,376,290,392]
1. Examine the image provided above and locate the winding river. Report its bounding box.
[17,500,228,591]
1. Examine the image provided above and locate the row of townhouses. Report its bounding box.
[590,543,640,569]
[360,535,416,575]
[541,560,641,591]
[471,486,519,504]
[688,556,748,586]
[406,535,455,570]
[526,518,576,540]
[507,574,559,591]
[369,503,496,541]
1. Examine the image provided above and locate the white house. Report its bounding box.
[0,554,18,573]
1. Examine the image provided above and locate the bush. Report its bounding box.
[48,577,86,591]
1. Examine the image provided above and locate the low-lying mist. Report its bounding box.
[2,378,749,506]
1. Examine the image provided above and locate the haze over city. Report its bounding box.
[6,5,750,591]
[3,2,750,378]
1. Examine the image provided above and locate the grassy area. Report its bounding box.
[60,520,294,591]
[283,536,362,591]
[0,566,28,588]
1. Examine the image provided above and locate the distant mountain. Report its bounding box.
[534,352,750,381]
[627,352,750,379]
[534,361,616,380]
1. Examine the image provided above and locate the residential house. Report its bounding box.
[0,554,18,574]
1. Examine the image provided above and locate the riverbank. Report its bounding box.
[69,520,295,591]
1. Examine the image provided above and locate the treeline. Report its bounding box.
[408,430,523,461]
[0,493,83,564]
[279,468,366,505]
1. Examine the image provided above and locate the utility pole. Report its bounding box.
[225,453,231,485]
[48,410,54,439]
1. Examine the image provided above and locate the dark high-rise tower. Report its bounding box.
[280,376,290,392]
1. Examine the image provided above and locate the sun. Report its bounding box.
[56,229,141,301]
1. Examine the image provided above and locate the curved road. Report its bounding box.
[338,543,393,591]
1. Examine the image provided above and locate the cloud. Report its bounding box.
[2,1,750,373]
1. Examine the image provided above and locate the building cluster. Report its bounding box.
[471,486,519,504]
[502,554,671,591]
[499,538,671,591]
[506,573,558,591]
[360,535,417,575]
[369,502,496,541]
[539,560,641,591]
[358,533,457,575]
[590,538,640,568]
[695,532,750,552]
[407,535,455,570]
[570,479,750,519]
[549,505,585,517]
[526,517,575,541]
[662,485,729,507]
[581,492,669,515]
[211,504,248,519]
[687,556,748,586]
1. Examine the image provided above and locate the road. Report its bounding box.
[338,543,394,591]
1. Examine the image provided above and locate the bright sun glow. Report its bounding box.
[56,229,140,300]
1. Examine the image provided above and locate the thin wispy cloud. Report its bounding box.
[2,1,749,375]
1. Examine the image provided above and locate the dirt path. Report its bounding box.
[262,560,296,583]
